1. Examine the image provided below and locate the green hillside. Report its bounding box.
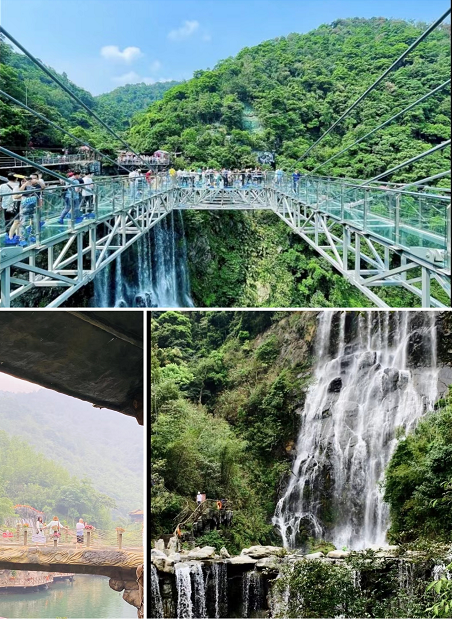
[129,18,450,181]
[96,82,180,131]
[0,389,143,517]
[0,37,177,154]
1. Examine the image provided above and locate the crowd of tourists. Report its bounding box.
[0,169,96,246]
[0,164,304,247]
[30,515,95,546]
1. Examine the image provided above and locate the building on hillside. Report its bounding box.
[128,509,143,523]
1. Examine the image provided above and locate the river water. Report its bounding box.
[0,574,134,618]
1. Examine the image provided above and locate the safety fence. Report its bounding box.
[0,524,143,550]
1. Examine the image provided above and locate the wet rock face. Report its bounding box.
[327,377,342,393]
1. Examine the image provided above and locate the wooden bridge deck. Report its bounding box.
[0,545,143,580]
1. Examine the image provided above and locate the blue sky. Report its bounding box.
[1,0,450,95]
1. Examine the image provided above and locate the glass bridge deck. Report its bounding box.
[1,174,449,270]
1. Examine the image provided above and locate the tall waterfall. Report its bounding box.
[243,570,264,618]
[273,311,439,551]
[176,563,193,619]
[93,212,193,307]
[192,563,207,619]
[211,563,228,618]
[150,565,164,619]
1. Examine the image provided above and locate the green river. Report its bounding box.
[0,574,135,618]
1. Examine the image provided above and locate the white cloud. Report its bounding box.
[202,34,212,42]
[101,45,144,63]
[150,60,162,72]
[168,20,200,41]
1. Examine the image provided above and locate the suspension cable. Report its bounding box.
[309,79,451,174]
[0,89,131,174]
[400,169,451,189]
[296,7,451,164]
[0,25,149,168]
[365,140,451,183]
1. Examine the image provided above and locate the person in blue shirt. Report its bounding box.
[292,170,301,192]
[58,171,83,224]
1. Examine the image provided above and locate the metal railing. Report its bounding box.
[0,153,98,169]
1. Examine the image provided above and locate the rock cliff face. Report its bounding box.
[151,543,450,618]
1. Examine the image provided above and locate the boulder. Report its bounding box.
[187,546,216,560]
[109,578,125,592]
[305,552,324,560]
[241,545,284,558]
[220,547,230,559]
[327,550,350,559]
[154,539,166,551]
[375,545,399,557]
[166,553,181,565]
[151,548,167,558]
[227,555,257,565]
[123,588,142,609]
[167,536,179,554]
[256,556,279,569]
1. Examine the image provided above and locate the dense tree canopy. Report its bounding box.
[384,386,452,544]
[0,430,115,528]
[130,18,450,183]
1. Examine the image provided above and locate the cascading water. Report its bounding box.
[192,563,207,619]
[93,212,193,307]
[176,563,193,619]
[273,311,439,551]
[242,571,264,618]
[211,563,228,618]
[150,564,164,619]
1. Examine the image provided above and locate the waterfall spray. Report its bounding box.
[273,311,439,550]
[176,563,193,619]
[150,565,164,619]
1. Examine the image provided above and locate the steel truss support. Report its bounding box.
[0,194,172,308]
[1,186,449,308]
[271,190,450,308]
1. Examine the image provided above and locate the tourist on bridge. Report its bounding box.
[129,168,140,201]
[32,516,46,544]
[76,518,85,546]
[292,170,301,192]
[58,171,83,225]
[44,516,69,544]
[80,172,95,218]
[0,173,20,244]
[17,174,43,247]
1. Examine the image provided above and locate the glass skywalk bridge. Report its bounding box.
[0,172,449,308]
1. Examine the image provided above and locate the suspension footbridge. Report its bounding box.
[0,8,450,308]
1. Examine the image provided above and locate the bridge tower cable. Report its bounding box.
[295,7,451,165]
[309,79,451,175]
[365,140,451,183]
[0,89,132,175]
[0,26,149,168]
[400,170,451,189]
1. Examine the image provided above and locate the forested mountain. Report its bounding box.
[0,430,114,528]
[130,18,450,182]
[96,82,180,131]
[0,38,176,153]
[0,389,143,516]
